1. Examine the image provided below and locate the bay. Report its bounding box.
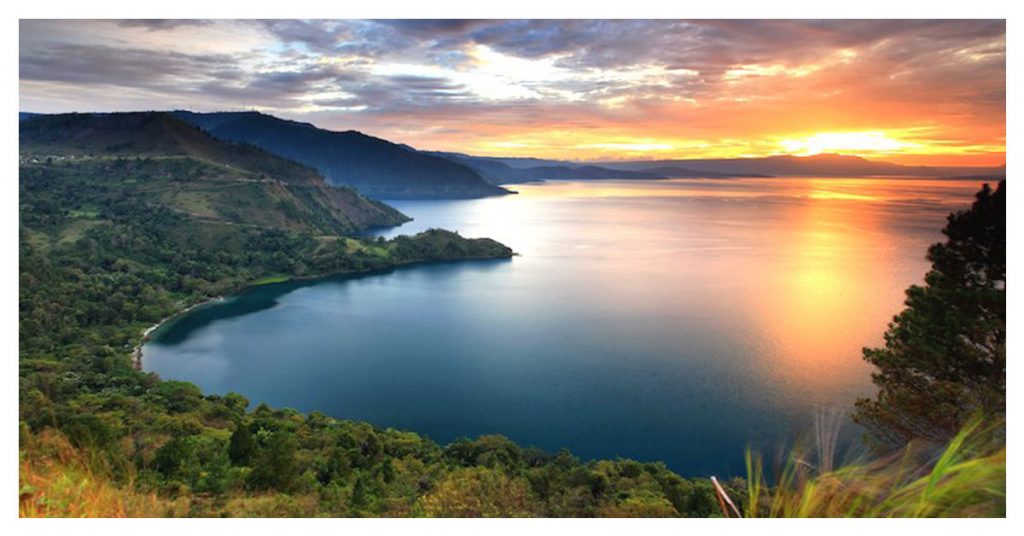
[144,177,986,475]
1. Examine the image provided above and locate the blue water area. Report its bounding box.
[145,178,985,476]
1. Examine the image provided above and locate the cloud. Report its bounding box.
[256,19,354,53]
[116,19,213,31]
[374,19,493,37]
[18,19,1005,164]
[20,43,241,87]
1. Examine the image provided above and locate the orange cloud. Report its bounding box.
[20,20,1006,166]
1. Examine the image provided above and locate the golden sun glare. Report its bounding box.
[777,131,920,156]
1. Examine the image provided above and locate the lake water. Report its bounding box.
[144,177,987,476]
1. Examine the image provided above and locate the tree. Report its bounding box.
[419,467,541,517]
[152,381,203,413]
[247,431,300,491]
[228,420,256,465]
[223,393,250,416]
[854,181,1005,449]
[349,475,370,511]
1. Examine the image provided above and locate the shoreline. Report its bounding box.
[130,253,516,371]
[131,296,226,370]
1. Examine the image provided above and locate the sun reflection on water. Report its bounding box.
[751,192,892,402]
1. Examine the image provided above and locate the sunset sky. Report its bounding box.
[19,19,1006,165]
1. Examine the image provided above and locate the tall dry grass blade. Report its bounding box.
[814,406,844,474]
[711,476,742,518]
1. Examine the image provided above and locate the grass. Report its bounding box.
[250,275,291,286]
[57,218,102,245]
[171,190,219,219]
[19,428,189,518]
[67,208,100,218]
[20,228,51,253]
[741,416,1005,517]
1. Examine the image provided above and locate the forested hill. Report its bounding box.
[174,111,512,199]
[20,112,409,234]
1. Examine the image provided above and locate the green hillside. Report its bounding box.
[20,112,409,234]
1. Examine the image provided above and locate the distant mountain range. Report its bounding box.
[594,153,1006,179]
[429,150,1004,183]
[432,151,770,183]
[171,111,511,200]
[20,111,1005,198]
[19,112,408,233]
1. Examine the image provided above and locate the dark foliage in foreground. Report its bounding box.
[854,181,1005,449]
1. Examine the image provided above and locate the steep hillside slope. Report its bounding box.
[20,112,408,234]
[175,111,511,199]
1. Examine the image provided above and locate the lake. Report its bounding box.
[143,177,987,476]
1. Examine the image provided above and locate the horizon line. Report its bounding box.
[18,108,1007,169]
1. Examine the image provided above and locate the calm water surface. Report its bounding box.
[144,177,987,475]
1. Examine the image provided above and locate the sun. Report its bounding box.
[778,131,920,156]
